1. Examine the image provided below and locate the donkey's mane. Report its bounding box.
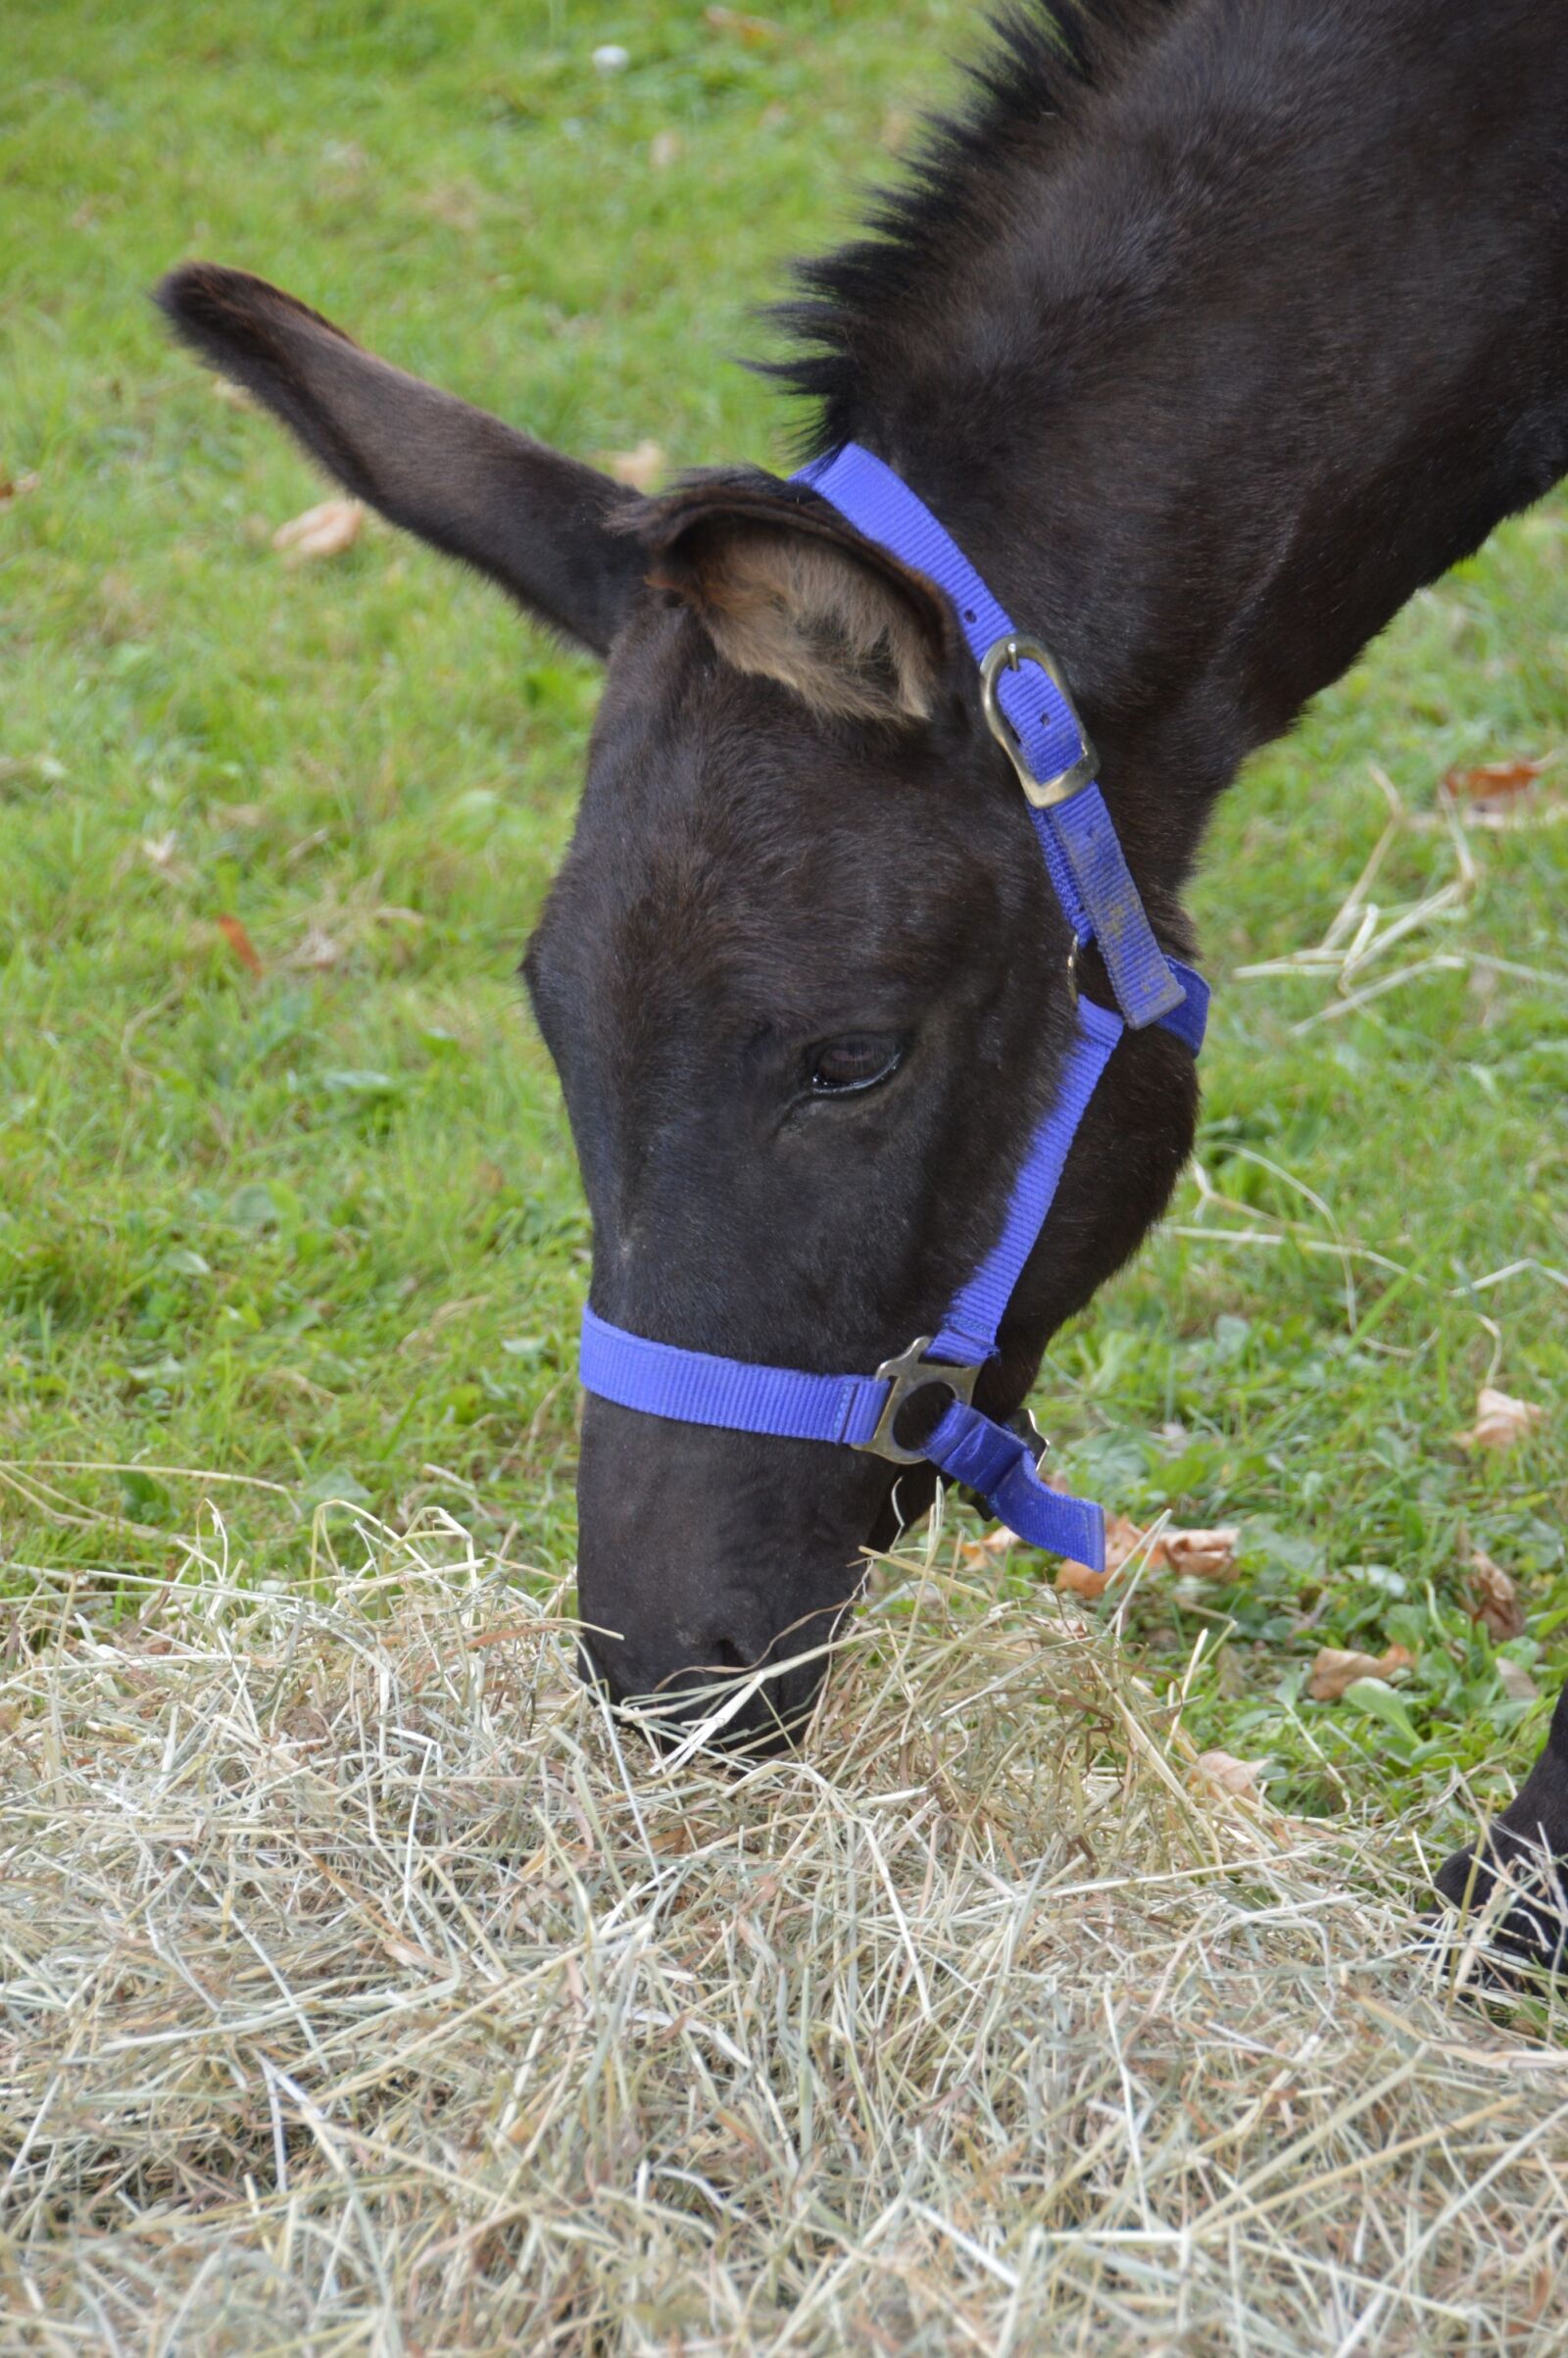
[768,0,1183,445]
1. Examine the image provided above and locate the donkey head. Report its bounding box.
[160,268,1197,1741]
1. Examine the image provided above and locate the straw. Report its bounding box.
[2,1506,1566,2354]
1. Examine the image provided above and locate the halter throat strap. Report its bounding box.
[575,444,1209,1576]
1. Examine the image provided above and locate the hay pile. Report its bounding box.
[4,1508,1567,2354]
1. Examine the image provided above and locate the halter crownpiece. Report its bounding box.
[577,442,1208,1574]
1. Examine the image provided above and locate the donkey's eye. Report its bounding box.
[808,1035,904,1096]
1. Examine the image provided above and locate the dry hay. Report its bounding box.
[3,1506,1568,2355]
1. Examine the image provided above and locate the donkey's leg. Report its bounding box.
[1436,1685,1568,1974]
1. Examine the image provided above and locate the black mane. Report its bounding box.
[766,1,1182,446]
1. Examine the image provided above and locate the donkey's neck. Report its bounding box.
[783,0,1568,893]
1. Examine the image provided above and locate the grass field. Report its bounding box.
[5,2,1568,2344]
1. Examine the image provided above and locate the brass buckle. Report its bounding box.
[855,1336,981,1467]
[979,634,1099,809]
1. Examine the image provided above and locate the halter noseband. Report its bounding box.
[577,443,1207,1575]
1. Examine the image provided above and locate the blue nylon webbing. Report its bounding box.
[580,1306,887,1448]
[932,998,1123,1362]
[924,1399,1104,1566]
[796,443,1185,1031]
[794,447,1089,812]
[1156,958,1209,1058]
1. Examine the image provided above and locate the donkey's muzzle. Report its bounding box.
[572,1392,895,1754]
[575,1620,837,1755]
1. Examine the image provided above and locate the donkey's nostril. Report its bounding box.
[576,1621,762,1708]
[646,1632,760,1703]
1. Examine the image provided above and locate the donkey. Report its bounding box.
[160,0,1568,1964]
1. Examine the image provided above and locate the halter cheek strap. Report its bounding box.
[575,443,1208,1575]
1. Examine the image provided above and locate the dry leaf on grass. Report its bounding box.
[1444,756,1547,811]
[1307,1643,1414,1702]
[0,469,41,502]
[1163,1526,1240,1578]
[1497,1658,1541,1704]
[1466,1548,1525,1643]
[956,1523,1018,1566]
[271,498,364,564]
[216,915,264,976]
[649,129,682,171]
[1457,1386,1544,1453]
[211,376,256,410]
[605,439,666,492]
[1058,1514,1239,1598]
[1192,1749,1268,1798]
[1057,1510,1140,1597]
[970,1466,1239,1596]
[704,5,783,41]
[1056,1556,1112,1598]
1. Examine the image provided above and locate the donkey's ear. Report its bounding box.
[156,263,646,656]
[639,472,958,725]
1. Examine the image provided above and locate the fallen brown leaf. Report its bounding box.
[1192,1749,1268,1798]
[1162,1526,1240,1579]
[1466,1548,1525,1643]
[1057,1513,1238,1597]
[1056,1557,1112,1599]
[271,497,364,564]
[956,1522,1018,1567]
[1456,1386,1544,1453]
[605,440,666,493]
[1102,1512,1147,1573]
[704,5,782,42]
[0,469,41,503]
[1444,756,1547,810]
[1056,1511,1142,1597]
[216,914,264,976]
[1307,1643,1414,1703]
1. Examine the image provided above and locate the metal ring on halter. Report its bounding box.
[855,1336,982,1466]
[978,634,1100,809]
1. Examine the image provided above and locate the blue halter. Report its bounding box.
[577,444,1207,1574]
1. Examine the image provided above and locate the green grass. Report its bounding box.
[4,0,1566,1850]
